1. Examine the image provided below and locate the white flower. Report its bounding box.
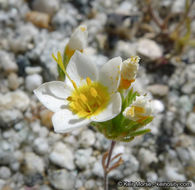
[65,25,88,59]
[119,56,140,89]
[34,51,122,133]
[123,95,152,122]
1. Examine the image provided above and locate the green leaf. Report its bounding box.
[185,0,190,13]
[125,116,154,132]
[129,129,151,137]
[57,65,65,81]
[188,39,195,47]
[118,136,135,143]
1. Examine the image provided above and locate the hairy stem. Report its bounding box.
[103,141,116,190]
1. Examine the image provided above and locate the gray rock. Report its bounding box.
[176,147,190,164]
[24,172,44,187]
[171,0,185,14]
[178,95,193,113]
[40,185,52,190]
[151,99,165,113]
[182,82,195,94]
[75,148,92,169]
[7,73,20,90]
[49,142,75,170]
[137,39,162,60]
[147,84,169,96]
[115,41,137,58]
[186,65,195,81]
[32,0,59,15]
[0,109,23,127]
[0,50,18,73]
[116,1,135,13]
[92,161,103,177]
[79,129,96,148]
[85,179,96,190]
[10,161,20,172]
[0,90,30,111]
[123,153,139,176]
[52,4,78,30]
[25,74,43,92]
[9,24,38,53]
[146,171,158,182]
[164,165,186,181]
[23,152,45,174]
[186,113,195,134]
[0,179,6,190]
[49,169,76,190]
[95,133,110,150]
[38,33,68,80]
[0,166,11,179]
[138,148,158,170]
[33,137,49,155]
[0,150,15,165]
[25,66,42,75]
[84,13,107,42]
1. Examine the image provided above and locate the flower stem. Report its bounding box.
[103,140,116,190]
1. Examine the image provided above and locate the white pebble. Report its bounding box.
[25,74,43,92]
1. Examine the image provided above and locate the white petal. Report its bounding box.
[34,81,72,112]
[99,57,122,93]
[91,92,122,122]
[52,109,90,133]
[66,51,98,87]
[68,25,88,50]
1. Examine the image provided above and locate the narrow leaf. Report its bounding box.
[111,153,123,162]
[130,129,151,137]
[108,157,123,173]
[57,51,66,73]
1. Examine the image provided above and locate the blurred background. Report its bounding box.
[0,0,194,189]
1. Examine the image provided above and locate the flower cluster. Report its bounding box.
[34,25,153,142]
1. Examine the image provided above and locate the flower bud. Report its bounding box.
[65,25,88,58]
[119,56,140,89]
[123,95,152,122]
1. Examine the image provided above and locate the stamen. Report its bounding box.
[128,107,135,117]
[67,96,73,101]
[90,87,97,97]
[52,51,78,90]
[80,94,88,103]
[134,106,145,114]
[80,94,93,112]
[80,26,86,32]
[86,77,91,86]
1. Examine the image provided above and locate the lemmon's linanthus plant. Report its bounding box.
[34,25,154,190]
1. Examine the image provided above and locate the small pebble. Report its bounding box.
[25,74,43,92]
[0,166,11,179]
[8,73,20,90]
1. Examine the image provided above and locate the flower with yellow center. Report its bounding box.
[34,51,122,133]
[65,25,88,59]
[119,56,140,89]
[123,95,152,122]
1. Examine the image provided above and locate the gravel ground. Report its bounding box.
[0,0,194,190]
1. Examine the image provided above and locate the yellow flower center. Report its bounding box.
[80,26,86,32]
[67,77,110,118]
[127,106,145,117]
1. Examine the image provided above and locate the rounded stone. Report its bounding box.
[25,74,43,92]
[79,129,96,148]
[186,113,195,134]
[0,166,11,179]
[8,73,20,90]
